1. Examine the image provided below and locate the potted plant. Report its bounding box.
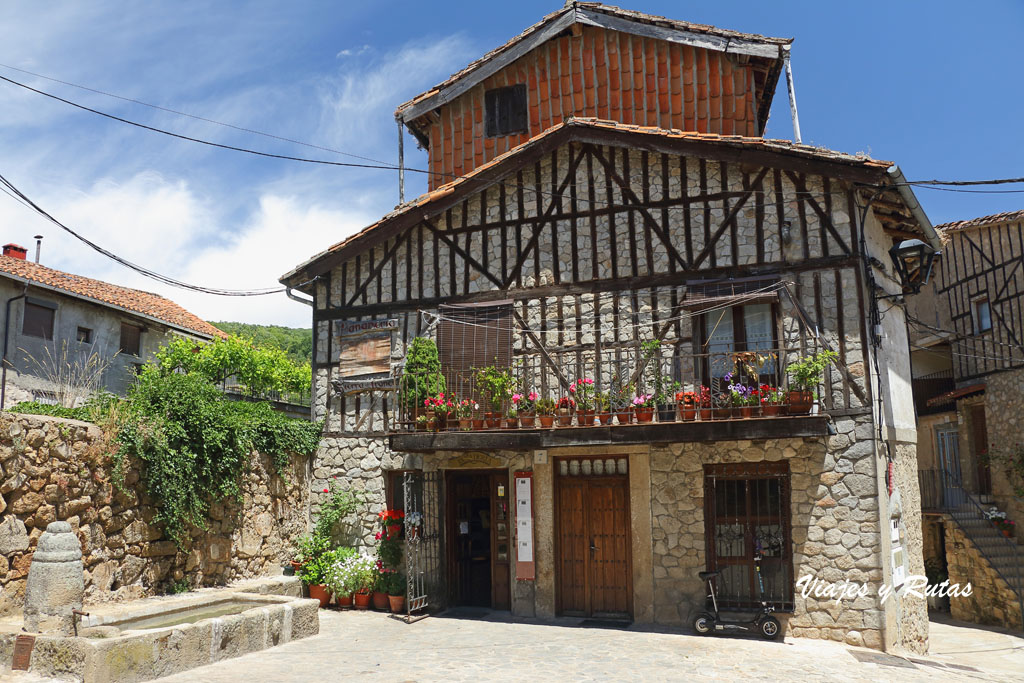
[340,554,377,610]
[786,350,838,414]
[371,565,389,610]
[556,395,575,426]
[407,511,423,541]
[415,415,429,432]
[324,547,358,608]
[986,507,1015,537]
[402,337,446,423]
[475,364,516,428]
[725,373,758,418]
[513,391,538,427]
[569,377,596,426]
[633,393,655,422]
[456,398,477,431]
[536,397,556,428]
[379,509,405,540]
[609,381,633,424]
[379,569,407,613]
[295,534,333,607]
[595,391,612,424]
[424,392,455,431]
[505,406,519,429]
[642,340,678,422]
[759,384,785,416]
[675,390,694,420]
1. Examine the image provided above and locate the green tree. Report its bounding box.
[210,322,312,365]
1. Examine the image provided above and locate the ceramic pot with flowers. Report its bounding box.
[308,584,331,608]
[354,591,372,610]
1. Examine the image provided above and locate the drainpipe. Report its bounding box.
[396,117,406,204]
[1,284,28,410]
[782,45,802,144]
[885,165,942,251]
[286,287,313,307]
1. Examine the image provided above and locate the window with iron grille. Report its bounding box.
[484,85,528,137]
[22,301,55,340]
[435,302,513,404]
[704,462,793,611]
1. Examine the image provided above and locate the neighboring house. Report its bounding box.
[283,3,937,652]
[0,242,224,408]
[909,210,1024,629]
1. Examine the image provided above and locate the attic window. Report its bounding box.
[485,85,528,137]
[120,323,142,356]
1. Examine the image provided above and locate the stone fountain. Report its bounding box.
[22,520,84,635]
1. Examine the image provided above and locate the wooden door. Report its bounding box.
[971,407,991,495]
[556,463,632,618]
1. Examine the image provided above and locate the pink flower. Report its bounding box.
[528,391,538,401]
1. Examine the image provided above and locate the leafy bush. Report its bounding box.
[210,322,312,365]
[401,337,445,413]
[9,401,90,421]
[155,334,311,396]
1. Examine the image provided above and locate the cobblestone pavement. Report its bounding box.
[148,609,1024,683]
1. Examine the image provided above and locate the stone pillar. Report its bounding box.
[23,521,84,635]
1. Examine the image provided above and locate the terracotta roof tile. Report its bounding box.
[282,117,892,285]
[0,256,225,339]
[935,209,1024,234]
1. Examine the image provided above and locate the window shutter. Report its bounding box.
[436,302,513,402]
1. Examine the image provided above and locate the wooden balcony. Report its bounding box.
[390,415,830,452]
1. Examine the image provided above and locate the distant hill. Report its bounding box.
[211,322,312,365]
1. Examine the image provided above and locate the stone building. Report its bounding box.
[0,243,224,409]
[908,210,1024,629]
[282,3,935,652]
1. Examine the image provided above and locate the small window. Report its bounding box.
[484,84,528,137]
[973,298,992,334]
[120,323,142,356]
[77,326,93,344]
[22,302,55,340]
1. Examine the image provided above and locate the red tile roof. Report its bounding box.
[395,2,791,120]
[935,209,1024,234]
[0,256,225,339]
[281,117,894,286]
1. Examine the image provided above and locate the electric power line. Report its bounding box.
[0,171,294,296]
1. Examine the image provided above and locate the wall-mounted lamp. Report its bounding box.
[881,238,939,298]
[780,221,792,244]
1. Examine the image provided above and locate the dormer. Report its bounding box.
[396,2,792,189]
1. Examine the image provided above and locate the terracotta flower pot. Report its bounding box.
[518,411,536,427]
[713,408,731,419]
[787,390,814,415]
[472,417,485,430]
[597,412,612,425]
[506,417,519,429]
[762,404,782,417]
[485,413,503,429]
[577,409,595,426]
[354,591,372,610]
[386,524,401,540]
[289,560,303,572]
[308,584,331,608]
[680,406,697,421]
[459,418,472,431]
[388,595,406,613]
[698,408,712,421]
[415,421,427,432]
[539,415,555,428]
[740,405,755,418]
[336,593,353,609]
[557,410,573,427]
[615,411,632,425]
[635,407,654,423]
[372,591,389,611]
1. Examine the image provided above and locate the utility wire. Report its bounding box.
[0,171,291,296]
[4,73,1024,202]
[0,62,397,167]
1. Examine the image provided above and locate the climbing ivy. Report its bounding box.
[113,366,322,548]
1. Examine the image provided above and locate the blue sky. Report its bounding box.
[0,1,1021,327]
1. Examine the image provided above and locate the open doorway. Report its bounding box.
[445,469,511,609]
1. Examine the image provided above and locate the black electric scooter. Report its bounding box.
[693,541,781,640]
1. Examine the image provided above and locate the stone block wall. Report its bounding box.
[984,367,1024,537]
[648,415,889,650]
[0,412,309,616]
[945,520,1023,628]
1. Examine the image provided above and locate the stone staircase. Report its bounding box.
[952,510,1024,598]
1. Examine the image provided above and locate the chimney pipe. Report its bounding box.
[34,235,42,264]
[2,244,27,260]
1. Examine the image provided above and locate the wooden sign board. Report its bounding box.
[332,376,397,395]
[335,319,398,378]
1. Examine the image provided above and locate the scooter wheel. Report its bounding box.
[760,615,781,640]
[693,613,714,635]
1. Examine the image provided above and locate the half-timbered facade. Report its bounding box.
[283,5,934,653]
[910,210,1024,629]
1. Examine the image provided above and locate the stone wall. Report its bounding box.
[945,520,1023,628]
[984,367,1024,537]
[0,412,309,615]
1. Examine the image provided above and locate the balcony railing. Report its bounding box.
[392,343,832,433]
[912,370,954,416]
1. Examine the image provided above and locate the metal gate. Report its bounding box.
[403,470,445,621]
